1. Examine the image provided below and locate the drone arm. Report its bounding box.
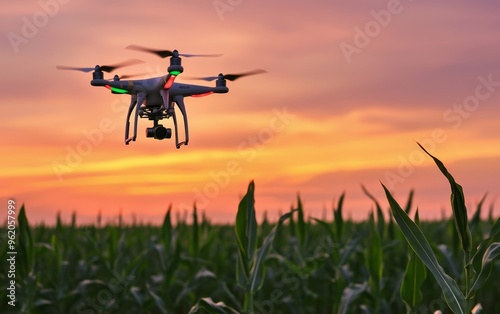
[173,96,189,148]
[125,95,137,144]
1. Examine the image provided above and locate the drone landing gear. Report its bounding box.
[124,93,190,148]
[125,94,138,145]
[172,96,189,149]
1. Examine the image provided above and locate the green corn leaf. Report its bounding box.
[221,282,243,311]
[400,249,427,308]
[469,217,500,264]
[334,192,345,241]
[467,242,500,299]
[34,299,52,307]
[17,204,34,279]
[489,217,500,239]
[400,210,427,308]
[248,210,295,293]
[365,217,383,291]
[236,252,247,288]
[147,286,168,314]
[417,143,472,253]
[235,181,258,281]
[404,190,414,214]
[161,205,172,252]
[438,244,461,279]
[130,286,143,306]
[382,183,467,314]
[107,225,118,269]
[189,297,240,314]
[165,239,181,285]
[340,233,365,266]
[289,205,296,237]
[361,184,385,238]
[192,203,199,256]
[311,217,335,242]
[297,193,306,247]
[469,193,487,236]
[338,282,368,314]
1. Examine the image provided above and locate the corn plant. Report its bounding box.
[382,143,500,314]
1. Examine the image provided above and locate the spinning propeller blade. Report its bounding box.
[105,72,150,80]
[126,44,222,58]
[56,59,143,73]
[55,65,94,73]
[118,73,149,79]
[180,53,223,58]
[184,69,268,82]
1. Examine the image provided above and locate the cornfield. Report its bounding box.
[1,146,499,314]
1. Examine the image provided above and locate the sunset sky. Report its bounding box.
[1,0,499,225]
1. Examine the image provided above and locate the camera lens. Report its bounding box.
[145,125,172,140]
[154,126,168,139]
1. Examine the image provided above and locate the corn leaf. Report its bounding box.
[161,205,172,252]
[382,183,467,314]
[467,242,500,299]
[192,204,199,256]
[235,181,257,282]
[417,143,472,253]
[404,190,414,215]
[469,193,487,236]
[338,282,368,314]
[364,212,383,291]
[400,210,427,308]
[334,192,345,241]
[18,204,34,279]
[361,184,385,238]
[248,210,295,293]
[297,194,306,247]
[189,297,240,314]
[147,286,168,314]
[311,217,335,242]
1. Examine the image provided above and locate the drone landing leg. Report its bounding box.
[174,96,189,148]
[126,92,145,144]
[170,103,181,148]
[125,95,137,145]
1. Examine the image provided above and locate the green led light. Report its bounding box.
[169,71,181,76]
[111,87,128,94]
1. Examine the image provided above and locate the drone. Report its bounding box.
[56,45,266,148]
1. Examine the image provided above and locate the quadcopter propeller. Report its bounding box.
[56,59,143,73]
[105,72,150,80]
[184,69,268,82]
[126,44,222,58]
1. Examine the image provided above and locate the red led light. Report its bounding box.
[192,92,214,97]
[164,75,176,89]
